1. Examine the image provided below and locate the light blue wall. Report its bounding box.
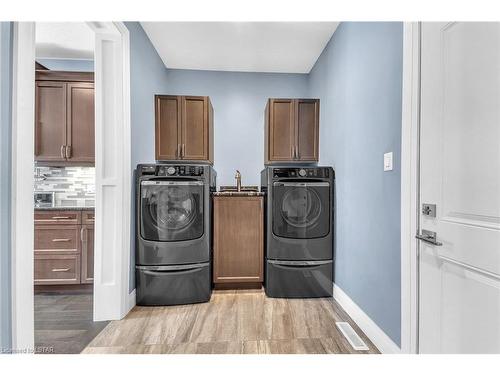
[165,69,308,186]
[0,21,13,350]
[125,22,170,292]
[308,22,403,346]
[36,58,94,72]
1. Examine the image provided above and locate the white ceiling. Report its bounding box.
[35,22,94,60]
[141,22,338,74]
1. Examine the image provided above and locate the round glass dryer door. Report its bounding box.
[272,181,330,239]
[140,180,204,242]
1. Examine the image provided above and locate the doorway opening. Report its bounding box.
[11,22,133,352]
[32,22,106,354]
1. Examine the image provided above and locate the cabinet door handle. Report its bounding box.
[52,238,70,242]
[52,268,70,272]
[81,227,87,243]
[60,145,66,159]
[65,145,72,159]
[182,144,185,158]
[52,216,70,219]
[296,146,300,159]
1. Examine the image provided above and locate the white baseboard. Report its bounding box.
[333,283,401,354]
[127,289,136,312]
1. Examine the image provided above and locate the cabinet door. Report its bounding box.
[155,95,182,160]
[81,224,94,284]
[267,99,294,162]
[66,83,95,163]
[35,82,67,162]
[181,96,209,160]
[295,99,319,162]
[213,196,264,284]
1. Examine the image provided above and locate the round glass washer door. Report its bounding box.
[140,181,204,242]
[272,181,330,239]
[280,187,322,228]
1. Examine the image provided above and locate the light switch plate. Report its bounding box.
[384,152,393,171]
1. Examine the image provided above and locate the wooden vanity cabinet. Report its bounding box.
[155,95,214,164]
[213,196,264,288]
[265,98,319,164]
[35,71,95,164]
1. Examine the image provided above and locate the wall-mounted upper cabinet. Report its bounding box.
[35,71,95,165]
[265,98,319,164]
[155,95,214,164]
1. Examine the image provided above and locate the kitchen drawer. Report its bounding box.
[34,225,80,254]
[34,210,81,225]
[34,254,81,285]
[82,210,95,225]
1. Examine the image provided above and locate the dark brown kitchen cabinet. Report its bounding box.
[81,224,94,284]
[265,98,319,164]
[35,82,67,162]
[35,71,95,164]
[155,95,214,164]
[213,196,264,288]
[34,209,94,286]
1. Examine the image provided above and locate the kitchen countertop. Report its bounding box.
[34,206,95,211]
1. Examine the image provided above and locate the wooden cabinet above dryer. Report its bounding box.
[155,95,214,164]
[265,98,319,164]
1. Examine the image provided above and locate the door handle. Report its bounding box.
[182,144,185,158]
[177,144,181,158]
[416,229,443,246]
[52,238,70,242]
[60,145,66,159]
[296,146,300,159]
[52,268,70,272]
[65,145,72,159]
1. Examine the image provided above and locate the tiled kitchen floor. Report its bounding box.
[83,289,379,354]
[35,291,109,354]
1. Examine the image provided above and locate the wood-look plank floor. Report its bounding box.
[35,292,109,354]
[83,289,379,354]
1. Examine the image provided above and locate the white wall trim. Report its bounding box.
[88,21,133,321]
[400,22,420,354]
[128,289,136,312]
[10,22,35,352]
[333,284,401,354]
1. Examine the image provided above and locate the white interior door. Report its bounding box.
[418,22,500,353]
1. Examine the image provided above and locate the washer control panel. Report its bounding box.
[272,167,330,179]
[139,164,204,177]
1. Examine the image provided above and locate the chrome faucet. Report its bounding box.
[235,170,242,192]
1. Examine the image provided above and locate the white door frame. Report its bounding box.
[10,21,133,351]
[400,21,421,354]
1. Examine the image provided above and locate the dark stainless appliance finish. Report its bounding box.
[34,191,55,208]
[261,166,334,298]
[135,163,216,306]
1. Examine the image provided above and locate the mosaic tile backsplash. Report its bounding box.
[34,166,95,207]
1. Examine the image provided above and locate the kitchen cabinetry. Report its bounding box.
[34,209,94,285]
[265,98,319,163]
[155,95,214,163]
[213,195,264,288]
[35,71,95,164]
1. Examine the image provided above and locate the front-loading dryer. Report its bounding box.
[261,166,334,298]
[135,163,216,306]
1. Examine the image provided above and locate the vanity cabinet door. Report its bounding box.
[213,196,264,287]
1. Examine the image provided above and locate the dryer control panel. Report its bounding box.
[272,167,331,179]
